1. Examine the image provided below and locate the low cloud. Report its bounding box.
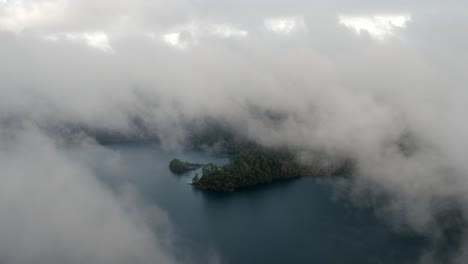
[0,126,178,264]
[1,0,468,263]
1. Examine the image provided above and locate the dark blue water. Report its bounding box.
[85,142,428,264]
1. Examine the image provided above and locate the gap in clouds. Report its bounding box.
[339,14,412,40]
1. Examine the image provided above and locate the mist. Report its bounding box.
[1,0,468,263]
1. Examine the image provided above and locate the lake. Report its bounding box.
[82,142,428,264]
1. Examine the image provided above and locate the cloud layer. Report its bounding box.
[0,126,178,264]
[1,0,468,263]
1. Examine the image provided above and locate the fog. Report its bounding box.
[1,0,468,263]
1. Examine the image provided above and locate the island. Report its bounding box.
[168,158,204,174]
[170,146,353,192]
[168,122,353,191]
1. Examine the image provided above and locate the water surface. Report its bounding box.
[86,142,428,264]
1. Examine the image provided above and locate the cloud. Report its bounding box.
[43,31,114,52]
[161,21,248,50]
[339,14,411,39]
[0,126,178,264]
[64,32,113,52]
[210,24,248,38]
[0,0,468,263]
[0,0,66,33]
[163,32,188,49]
[264,16,305,35]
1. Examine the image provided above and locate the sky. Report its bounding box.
[1,0,468,263]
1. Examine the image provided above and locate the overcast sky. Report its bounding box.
[1,1,468,263]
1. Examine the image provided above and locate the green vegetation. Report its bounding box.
[193,173,199,182]
[191,147,352,192]
[169,158,202,174]
[172,123,354,191]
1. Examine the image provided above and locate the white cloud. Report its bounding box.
[162,32,189,50]
[0,128,178,264]
[264,16,305,35]
[339,14,411,40]
[161,21,248,50]
[42,31,114,53]
[0,0,66,33]
[77,32,113,53]
[65,32,114,53]
[161,22,198,50]
[210,24,248,38]
[42,33,59,41]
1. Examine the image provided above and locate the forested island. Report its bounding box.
[165,119,354,191]
[171,147,353,192]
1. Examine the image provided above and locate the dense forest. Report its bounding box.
[166,120,353,191]
[189,147,353,192]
